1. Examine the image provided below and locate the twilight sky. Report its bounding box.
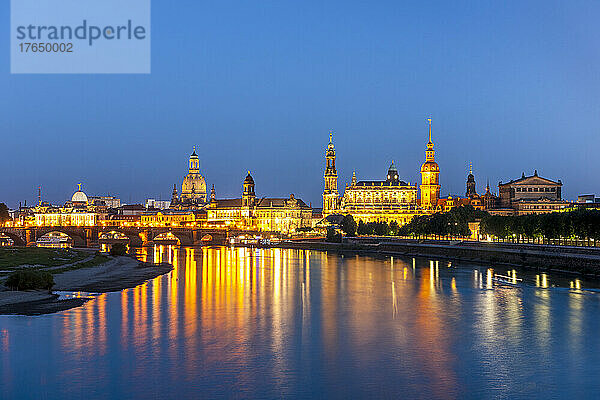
[1,0,599,208]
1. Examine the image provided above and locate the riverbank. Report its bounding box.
[270,238,600,275]
[0,254,172,316]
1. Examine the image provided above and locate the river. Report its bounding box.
[1,246,600,399]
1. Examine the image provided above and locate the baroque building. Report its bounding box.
[340,162,421,225]
[206,172,312,233]
[323,121,438,226]
[34,184,101,227]
[170,148,208,209]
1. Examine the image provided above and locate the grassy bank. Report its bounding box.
[0,247,89,268]
[0,248,110,281]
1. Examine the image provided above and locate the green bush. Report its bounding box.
[109,243,128,256]
[5,269,54,291]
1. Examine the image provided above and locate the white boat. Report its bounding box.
[493,274,522,285]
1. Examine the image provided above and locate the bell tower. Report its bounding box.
[323,131,339,215]
[189,146,199,173]
[420,118,440,209]
[466,163,477,197]
[242,171,256,207]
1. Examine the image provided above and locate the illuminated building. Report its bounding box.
[170,147,208,209]
[35,210,97,227]
[140,210,199,227]
[499,170,562,207]
[322,121,438,226]
[322,132,340,215]
[207,172,312,233]
[33,184,102,227]
[419,118,440,209]
[437,164,484,211]
[488,170,569,215]
[341,162,422,225]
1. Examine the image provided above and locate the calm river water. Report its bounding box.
[2,246,600,399]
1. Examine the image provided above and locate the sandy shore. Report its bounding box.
[0,256,172,316]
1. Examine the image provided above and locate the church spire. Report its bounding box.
[427,118,433,148]
[323,131,339,215]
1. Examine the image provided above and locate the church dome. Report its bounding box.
[181,173,207,200]
[244,171,255,185]
[179,147,207,205]
[71,189,88,204]
[421,161,439,173]
[386,161,399,183]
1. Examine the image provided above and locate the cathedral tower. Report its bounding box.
[323,131,339,215]
[420,119,440,209]
[466,163,477,197]
[242,171,256,207]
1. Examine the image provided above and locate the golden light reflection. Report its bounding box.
[50,247,571,398]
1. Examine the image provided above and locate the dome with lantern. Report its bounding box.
[180,147,207,204]
[71,184,89,205]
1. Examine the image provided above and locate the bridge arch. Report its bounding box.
[36,231,80,247]
[99,229,143,247]
[0,232,24,246]
[34,228,86,247]
[152,231,182,246]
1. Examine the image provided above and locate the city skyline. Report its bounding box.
[2,1,599,206]
[2,124,584,209]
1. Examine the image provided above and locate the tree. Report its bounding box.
[340,214,357,237]
[0,203,9,224]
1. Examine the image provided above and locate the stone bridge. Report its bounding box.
[0,226,237,248]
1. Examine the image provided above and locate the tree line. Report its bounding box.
[336,207,600,244]
[480,208,600,243]
[337,206,484,238]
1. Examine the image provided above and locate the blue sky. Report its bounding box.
[1,0,599,207]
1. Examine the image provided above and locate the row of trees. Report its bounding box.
[480,209,600,242]
[335,206,484,238]
[399,206,486,238]
[337,215,401,237]
[335,207,600,244]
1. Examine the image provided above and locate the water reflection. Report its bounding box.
[1,246,600,398]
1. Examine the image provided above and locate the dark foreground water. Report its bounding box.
[2,246,600,399]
